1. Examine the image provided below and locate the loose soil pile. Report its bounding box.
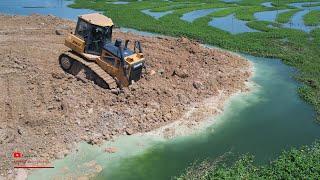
[0,14,251,177]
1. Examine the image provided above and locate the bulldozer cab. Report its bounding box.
[75,13,113,55]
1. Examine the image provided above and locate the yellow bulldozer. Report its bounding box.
[59,13,145,89]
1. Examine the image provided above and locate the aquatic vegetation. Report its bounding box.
[255,9,290,23]
[177,142,320,179]
[276,9,301,23]
[311,28,320,45]
[208,14,260,34]
[302,2,320,7]
[280,2,320,32]
[282,10,315,32]
[70,0,320,120]
[304,10,320,26]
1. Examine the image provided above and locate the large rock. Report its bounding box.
[55,29,64,35]
[125,128,134,135]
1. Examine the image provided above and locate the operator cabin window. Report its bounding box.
[76,19,89,39]
[105,27,112,43]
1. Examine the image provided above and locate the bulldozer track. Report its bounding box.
[62,51,118,89]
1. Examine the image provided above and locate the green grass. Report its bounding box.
[312,28,320,44]
[304,10,320,26]
[177,142,320,179]
[70,0,320,121]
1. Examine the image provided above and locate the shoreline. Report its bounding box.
[27,79,256,179]
[144,73,255,140]
[26,65,255,179]
[121,36,255,139]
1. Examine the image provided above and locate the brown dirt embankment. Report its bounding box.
[0,14,251,177]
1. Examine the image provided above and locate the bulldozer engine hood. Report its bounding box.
[103,43,134,59]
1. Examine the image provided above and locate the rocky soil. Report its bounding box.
[0,14,251,178]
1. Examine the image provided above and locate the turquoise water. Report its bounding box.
[221,0,242,3]
[283,2,320,32]
[181,8,224,22]
[29,54,320,180]
[261,2,273,8]
[254,9,290,22]
[141,9,173,19]
[209,14,260,34]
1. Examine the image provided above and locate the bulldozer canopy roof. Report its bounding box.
[79,13,114,27]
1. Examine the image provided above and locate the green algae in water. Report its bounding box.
[28,136,165,179]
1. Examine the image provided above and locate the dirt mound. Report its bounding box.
[0,14,251,177]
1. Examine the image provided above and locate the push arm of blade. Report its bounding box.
[134,41,143,53]
[118,47,125,67]
[118,47,129,78]
[125,40,129,49]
